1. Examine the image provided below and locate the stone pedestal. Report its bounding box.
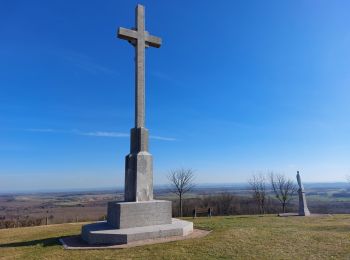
[82,200,193,245]
[107,200,171,228]
[82,218,193,245]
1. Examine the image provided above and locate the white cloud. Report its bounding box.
[26,128,57,133]
[25,129,176,141]
[150,135,177,141]
[59,50,118,75]
[81,131,129,138]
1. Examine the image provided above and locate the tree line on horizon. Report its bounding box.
[1,169,347,229]
[167,168,298,217]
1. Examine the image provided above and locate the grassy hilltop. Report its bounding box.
[1,215,350,259]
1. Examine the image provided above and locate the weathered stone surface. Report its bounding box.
[107,200,171,228]
[62,229,209,250]
[124,127,153,202]
[130,127,149,153]
[118,4,161,129]
[125,151,153,202]
[297,171,311,216]
[82,218,193,245]
[118,5,162,203]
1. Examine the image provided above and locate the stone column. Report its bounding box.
[124,127,153,202]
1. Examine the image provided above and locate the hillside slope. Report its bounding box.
[1,215,350,259]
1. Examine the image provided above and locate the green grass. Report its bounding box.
[1,215,350,259]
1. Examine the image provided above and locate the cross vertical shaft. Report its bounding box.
[118,4,161,129]
[135,5,145,128]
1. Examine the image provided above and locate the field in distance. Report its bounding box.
[1,182,350,228]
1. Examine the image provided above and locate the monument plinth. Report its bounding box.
[107,200,172,229]
[81,4,193,245]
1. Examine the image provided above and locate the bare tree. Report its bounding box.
[248,174,267,214]
[216,192,235,215]
[168,168,195,217]
[269,172,297,213]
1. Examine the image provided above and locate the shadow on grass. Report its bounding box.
[0,236,63,248]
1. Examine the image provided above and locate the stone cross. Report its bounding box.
[297,171,311,216]
[118,4,161,128]
[81,5,193,245]
[118,4,161,202]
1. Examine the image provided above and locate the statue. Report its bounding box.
[297,171,311,216]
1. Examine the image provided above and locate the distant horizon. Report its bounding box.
[1,181,349,195]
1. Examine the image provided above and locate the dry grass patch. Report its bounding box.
[1,215,350,259]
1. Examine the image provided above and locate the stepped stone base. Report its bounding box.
[81,218,193,245]
[278,212,313,217]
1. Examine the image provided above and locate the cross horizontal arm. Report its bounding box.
[118,27,138,41]
[145,35,162,48]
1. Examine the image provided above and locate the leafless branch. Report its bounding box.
[248,174,267,214]
[167,168,195,217]
[269,172,297,213]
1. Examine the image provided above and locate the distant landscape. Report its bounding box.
[1,182,350,229]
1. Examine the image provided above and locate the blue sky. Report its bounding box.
[1,1,350,192]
